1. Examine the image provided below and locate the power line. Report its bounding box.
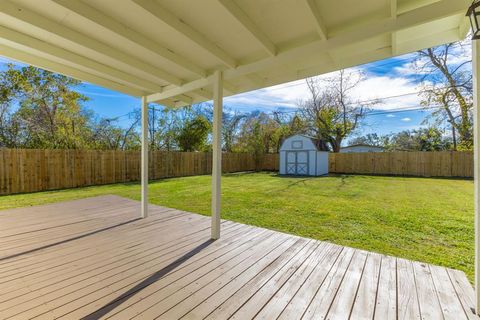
[229,83,467,113]
[105,81,465,123]
[106,94,447,123]
[237,42,470,96]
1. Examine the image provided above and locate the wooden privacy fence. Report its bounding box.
[329,151,473,178]
[0,149,273,195]
[0,149,473,195]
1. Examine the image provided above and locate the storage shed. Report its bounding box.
[279,134,329,176]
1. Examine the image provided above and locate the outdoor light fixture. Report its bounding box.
[467,0,480,40]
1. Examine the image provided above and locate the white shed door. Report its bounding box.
[286,151,309,175]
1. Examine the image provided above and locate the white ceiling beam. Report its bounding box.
[223,0,469,79]
[0,25,162,92]
[193,88,213,100]
[459,17,471,39]
[146,0,468,103]
[390,0,398,55]
[390,0,398,17]
[304,0,328,40]
[52,0,206,78]
[222,82,237,95]
[132,0,237,68]
[176,94,194,105]
[156,98,176,108]
[391,33,398,55]
[246,73,265,87]
[0,44,145,96]
[0,1,182,87]
[217,0,276,56]
[395,27,460,55]
[147,77,213,103]
[146,77,237,103]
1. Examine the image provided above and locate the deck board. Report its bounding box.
[0,195,476,320]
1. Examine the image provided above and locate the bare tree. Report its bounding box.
[300,70,368,152]
[222,109,245,152]
[416,42,472,150]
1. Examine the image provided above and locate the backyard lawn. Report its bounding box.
[0,172,473,281]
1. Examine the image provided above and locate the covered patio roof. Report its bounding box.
[0,0,470,106]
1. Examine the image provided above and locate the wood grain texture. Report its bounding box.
[0,149,473,195]
[0,195,475,319]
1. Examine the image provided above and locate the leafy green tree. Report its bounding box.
[176,115,211,151]
[271,112,309,152]
[416,42,472,150]
[90,114,140,150]
[1,65,90,149]
[349,133,385,146]
[386,127,452,151]
[300,70,370,152]
[222,109,245,152]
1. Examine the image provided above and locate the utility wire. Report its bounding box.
[237,42,470,95]
[106,85,459,122]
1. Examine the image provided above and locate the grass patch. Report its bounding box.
[0,172,473,281]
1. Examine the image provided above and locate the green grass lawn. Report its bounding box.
[0,172,474,281]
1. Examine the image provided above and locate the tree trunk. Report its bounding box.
[452,125,457,151]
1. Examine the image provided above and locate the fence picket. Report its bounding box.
[0,150,473,195]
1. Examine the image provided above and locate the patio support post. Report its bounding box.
[141,95,148,218]
[211,70,223,240]
[474,38,480,314]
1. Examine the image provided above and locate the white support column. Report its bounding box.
[141,96,149,218]
[474,38,480,315]
[211,70,223,240]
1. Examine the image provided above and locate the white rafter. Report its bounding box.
[217,0,276,56]
[0,1,182,87]
[52,0,206,78]
[390,0,398,55]
[147,0,469,103]
[147,77,213,103]
[132,0,237,68]
[0,44,145,96]
[0,25,162,92]
[176,94,194,105]
[193,88,213,100]
[304,0,328,40]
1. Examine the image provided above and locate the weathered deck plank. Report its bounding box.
[0,195,475,320]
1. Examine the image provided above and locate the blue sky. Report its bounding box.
[0,42,471,141]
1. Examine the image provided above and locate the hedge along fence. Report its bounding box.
[0,149,473,196]
[0,149,278,196]
[328,151,473,178]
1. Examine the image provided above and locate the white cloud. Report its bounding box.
[401,117,412,122]
[224,79,309,108]
[393,61,422,77]
[393,43,471,77]
[226,70,422,112]
[224,45,473,114]
[386,114,395,118]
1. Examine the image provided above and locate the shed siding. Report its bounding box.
[316,152,329,175]
[279,134,329,176]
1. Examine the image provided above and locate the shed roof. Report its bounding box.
[280,134,326,151]
[0,0,471,106]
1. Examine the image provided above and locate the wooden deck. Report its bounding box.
[0,195,476,320]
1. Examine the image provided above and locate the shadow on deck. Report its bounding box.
[0,195,476,319]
